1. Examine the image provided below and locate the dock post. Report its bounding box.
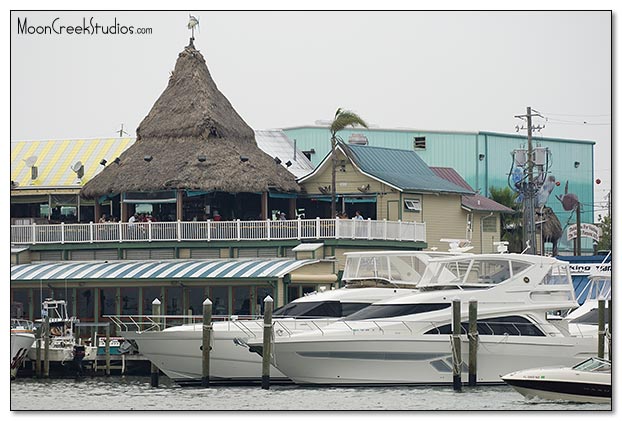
[607,299,612,361]
[105,324,111,376]
[451,298,462,391]
[468,299,478,387]
[35,323,42,378]
[262,296,274,390]
[598,299,605,359]
[43,313,50,378]
[202,298,212,388]
[150,298,161,387]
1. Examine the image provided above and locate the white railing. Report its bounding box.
[11,218,426,245]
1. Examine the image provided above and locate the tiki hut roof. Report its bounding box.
[81,41,299,199]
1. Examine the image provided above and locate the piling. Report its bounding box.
[150,298,161,387]
[261,296,274,390]
[468,300,478,386]
[202,298,212,388]
[105,324,111,376]
[607,299,612,361]
[34,323,42,378]
[43,313,50,378]
[451,298,462,391]
[598,299,605,359]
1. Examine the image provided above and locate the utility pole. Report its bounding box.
[514,106,540,255]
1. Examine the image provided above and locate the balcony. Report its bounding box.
[10,218,426,245]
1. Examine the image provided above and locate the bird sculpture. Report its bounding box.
[188,14,199,39]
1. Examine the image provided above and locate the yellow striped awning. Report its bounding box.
[11,137,135,188]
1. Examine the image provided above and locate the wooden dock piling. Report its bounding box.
[452,298,462,391]
[608,299,612,361]
[261,296,274,390]
[468,300,478,386]
[202,298,212,388]
[105,324,111,376]
[43,313,50,378]
[150,298,161,387]
[34,322,42,378]
[598,299,605,359]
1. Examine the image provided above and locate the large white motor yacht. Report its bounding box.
[114,251,452,385]
[259,253,600,385]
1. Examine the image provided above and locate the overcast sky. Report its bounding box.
[9,10,613,213]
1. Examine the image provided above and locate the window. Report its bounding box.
[187,287,206,316]
[120,288,139,315]
[99,287,117,318]
[142,287,162,315]
[413,136,426,150]
[210,286,229,316]
[165,286,183,316]
[404,199,421,212]
[482,216,497,232]
[345,303,451,321]
[273,301,342,318]
[424,315,545,336]
[233,286,251,315]
[76,288,95,321]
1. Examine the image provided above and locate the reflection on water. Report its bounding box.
[10,376,611,411]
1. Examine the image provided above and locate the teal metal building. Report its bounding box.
[283,126,595,253]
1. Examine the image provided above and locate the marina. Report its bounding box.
[10,10,612,413]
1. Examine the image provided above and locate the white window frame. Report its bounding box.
[404,198,422,212]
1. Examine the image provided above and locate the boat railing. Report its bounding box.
[105,314,263,333]
[11,217,426,245]
[10,318,34,331]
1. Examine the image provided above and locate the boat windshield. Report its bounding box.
[343,254,432,285]
[272,300,369,318]
[424,258,520,286]
[572,358,611,373]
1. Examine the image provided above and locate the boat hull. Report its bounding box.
[124,324,288,385]
[271,335,598,385]
[11,332,35,379]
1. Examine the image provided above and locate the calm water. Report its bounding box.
[9,376,612,411]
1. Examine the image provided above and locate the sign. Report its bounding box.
[568,262,610,276]
[567,223,601,242]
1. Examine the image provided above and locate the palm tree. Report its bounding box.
[329,108,368,218]
[489,186,523,252]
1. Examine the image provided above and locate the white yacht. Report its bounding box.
[114,251,453,385]
[502,357,611,404]
[259,253,600,385]
[27,299,98,367]
[567,272,611,326]
[10,319,35,379]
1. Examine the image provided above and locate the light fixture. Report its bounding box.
[240,155,249,163]
[479,154,485,161]
[274,157,282,165]
[144,155,153,162]
[285,160,292,168]
[574,161,580,168]
[71,161,85,179]
[197,155,207,162]
[100,159,107,166]
[114,157,121,165]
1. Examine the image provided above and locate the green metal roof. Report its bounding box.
[10,259,318,281]
[344,144,473,194]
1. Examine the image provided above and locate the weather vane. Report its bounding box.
[188,14,199,42]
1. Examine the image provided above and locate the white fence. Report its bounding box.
[10,218,426,245]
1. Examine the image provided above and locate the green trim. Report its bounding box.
[479,131,595,145]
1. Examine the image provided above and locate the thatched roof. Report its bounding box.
[81,41,299,199]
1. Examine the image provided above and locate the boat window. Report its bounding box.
[424,315,545,336]
[431,259,511,285]
[272,301,343,318]
[340,302,371,316]
[541,265,570,285]
[510,261,531,277]
[573,358,611,372]
[388,255,426,283]
[345,303,451,321]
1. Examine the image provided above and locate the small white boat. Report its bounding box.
[27,299,97,368]
[501,357,611,404]
[11,319,35,379]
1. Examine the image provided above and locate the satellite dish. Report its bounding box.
[71,161,83,172]
[24,156,38,167]
[71,161,85,179]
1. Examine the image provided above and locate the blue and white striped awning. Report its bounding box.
[11,259,318,281]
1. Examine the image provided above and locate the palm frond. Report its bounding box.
[330,109,368,135]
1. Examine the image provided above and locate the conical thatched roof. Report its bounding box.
[81,41,299,199]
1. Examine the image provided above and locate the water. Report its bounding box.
[9,376,611,411]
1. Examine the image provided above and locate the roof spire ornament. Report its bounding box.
[188,14,199,46]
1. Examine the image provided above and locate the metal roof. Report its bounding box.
[430,167,514,213]
[344,144,473,194]
[254,129,315,178]
[11,138,136,189]
[10,259,318,281]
